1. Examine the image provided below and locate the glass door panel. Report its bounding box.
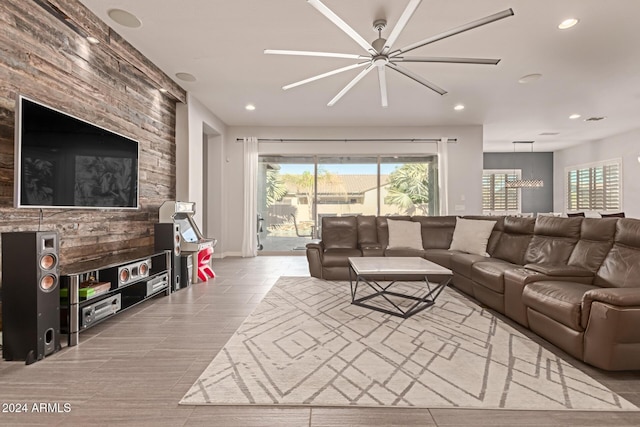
[316,157,378,232]
[257,156,316,252]
[380,156,439,216]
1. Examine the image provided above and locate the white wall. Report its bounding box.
[222,125,483,255]
[175,93,228,254]
[553,128,640,218]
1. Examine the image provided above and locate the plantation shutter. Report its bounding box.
[482,170,520,212]
[566,161,621,211]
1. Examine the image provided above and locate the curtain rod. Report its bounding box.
[235,138,457,143]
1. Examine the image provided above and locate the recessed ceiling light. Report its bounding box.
[175,72,196,82]
[86,36,100,44]
[518,73,542,84]
[569,114,581,120]
[159,88,168,93]
[107,9,142,28]
[454,104,465,111]
[245,104,256,111]
[558,18,579,30]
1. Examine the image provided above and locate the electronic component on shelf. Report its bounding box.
[80,294,121,329]
[145,273,169,296]
[117,258,150,287]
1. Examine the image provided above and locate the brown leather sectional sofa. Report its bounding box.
[306,215,640,371]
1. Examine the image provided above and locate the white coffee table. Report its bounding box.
[348,257,452,318]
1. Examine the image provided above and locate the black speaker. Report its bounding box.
[1,231,61,364]
[154,223,182,291]
[180,253,193,288]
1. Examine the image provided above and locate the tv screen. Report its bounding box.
[15,96,139,209]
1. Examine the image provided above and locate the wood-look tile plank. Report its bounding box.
[429,409,640,426]
[310,407,437,426]
[185,406,311,427]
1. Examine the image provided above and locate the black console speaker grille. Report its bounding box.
[1,231,61,364]
[154,223,182,291]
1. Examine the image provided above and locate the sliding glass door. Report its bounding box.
[257,155,438,253]
[257,156,316,252]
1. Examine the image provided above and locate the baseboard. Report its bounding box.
[213,251,242,259]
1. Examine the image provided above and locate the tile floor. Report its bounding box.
[0,255,639,426]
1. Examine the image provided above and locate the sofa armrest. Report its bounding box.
[306,241,324,251]
[581,288,640,328]
[359,242,384,257]
[306,242,324,279]
[524,263,593,277]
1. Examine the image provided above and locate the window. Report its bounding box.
[566,159,621,212]
[482,169,521,214]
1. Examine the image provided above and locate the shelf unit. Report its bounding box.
[60,249,171,346]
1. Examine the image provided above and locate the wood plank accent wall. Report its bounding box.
[0,0,186,266]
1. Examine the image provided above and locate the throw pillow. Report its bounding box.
[386,219,423,250]
[448,217,497,257]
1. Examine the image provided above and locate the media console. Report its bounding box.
[60,249,171,347]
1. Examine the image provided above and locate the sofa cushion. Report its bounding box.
[322,216,358,249]
[384,248,426,257]
[451,252,501,279]
[322,248,362,267]
[387,219,423,250]
[376,216,411,248]
[523,263,593,277]
[568,218,616,273]
[411,216,457,249]
[594,218,640,288]
[357,215,378,245]
[524,216,582,265]
[491,217,535,265]
[424,249,454,269]
[522,281,599,331]
[464,216,505,255]
[448,217,497,257]
[471,260,518,293]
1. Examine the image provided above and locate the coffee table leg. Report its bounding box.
[348,263,358,302]
[351,275,451,318]
[403,276,451,317]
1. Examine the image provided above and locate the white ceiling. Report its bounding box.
[79,0,640,152]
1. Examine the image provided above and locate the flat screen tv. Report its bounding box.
[15,96,139,209]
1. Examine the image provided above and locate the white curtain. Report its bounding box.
[241,137,258,257]
[438,137,449,216]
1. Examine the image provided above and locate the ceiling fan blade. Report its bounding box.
[307,0,376,55]
[391,56,500,65]
[283,62,369,91]
[264,49,365,60]
[387,63,447,95]
[328,64,376,106]
[383,0,422,53]
[377,65,388,107]
[390,8,514,56]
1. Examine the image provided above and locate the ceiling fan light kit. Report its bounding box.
[266,0,514,107]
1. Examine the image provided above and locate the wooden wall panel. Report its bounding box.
[0,0,186,266]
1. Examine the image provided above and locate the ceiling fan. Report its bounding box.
[265,0,514,107]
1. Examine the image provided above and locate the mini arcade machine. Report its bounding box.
[158,201,217,284]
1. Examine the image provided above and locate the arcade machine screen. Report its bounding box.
[174,215,199,243]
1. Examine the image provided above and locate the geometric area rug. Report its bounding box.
[180,276,638,410]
